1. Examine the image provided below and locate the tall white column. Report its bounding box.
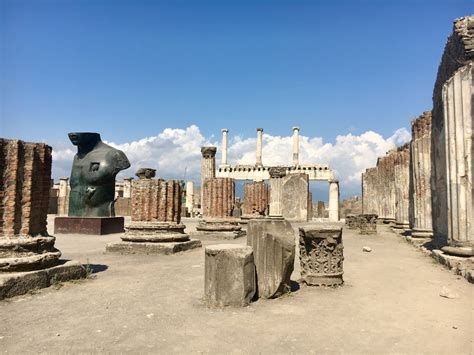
[123,178,133,198]
[221,128,229,167]
[328,180,339,222]
[292,126,300,166]
[186,181,194,216]
[268,167,286,217]
[256,128,263,166]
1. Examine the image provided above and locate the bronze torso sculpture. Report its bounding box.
[68,132,131,217]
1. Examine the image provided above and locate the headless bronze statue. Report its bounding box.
[68,132,131,217]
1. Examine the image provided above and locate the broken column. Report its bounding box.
[361,168,378,215]
[195,177,245,239]
[242,181,269,218]
[57,177,70,216]
[358,214,378,234]
[299,226,344,286]
[0,139,86,299]
[281,173,310,222]
[268,167,286,218]
[247,219,295,299]
[393,144,411,232]
[328,180,340,222]
[204,244,256,307]
[123,177,133,199]
[410,111,434,238]
[106,168,202,254]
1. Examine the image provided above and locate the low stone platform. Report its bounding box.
[54,216,125,235]
[106,239,202,255]
[0,260,87,300]
[193,218,246,239]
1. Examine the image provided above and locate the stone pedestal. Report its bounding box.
[204,244,256,307]
[358,214,378,234]
[247,219,295,299]
[299,226,344,286]
[194,218,245,239]
[54,216,125,235]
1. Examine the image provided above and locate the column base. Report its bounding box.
[54,216,124,235]
[441,246,474,257]
[411,229,433,239]
[106,239,202,255]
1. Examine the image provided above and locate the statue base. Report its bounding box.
[54,217,125,235]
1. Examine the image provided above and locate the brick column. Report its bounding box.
[243,181,269,217]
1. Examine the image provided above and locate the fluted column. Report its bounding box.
[256,128,263,166]
[221,129,229,167]
[201,146,217,209]
[292,127,300,166]
[243,181,269,216]
[393,145,410,231]
[202,178,235,219]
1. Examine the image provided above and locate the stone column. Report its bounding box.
[201,178,235,219]
[328,180,340,222]
[243,181,269,217]
[200,146,216,208]
[393,145,410,231]
[0,139,61,272]
[441,63,473,256]
[123,177,133,199]
[292,126,300,166]
[106,168,201,254]
[256,128,263,166]
[410,112,433,238]
[58,177,70,216]
[221,128,229,167]
[268,167,286,217]
[185,181,194,216]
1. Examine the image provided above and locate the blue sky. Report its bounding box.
[1,0,472,200]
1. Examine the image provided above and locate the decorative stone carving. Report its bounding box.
[299,226,344,286]
[358,214,378,234]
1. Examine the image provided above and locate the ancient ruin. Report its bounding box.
[204,244,256,307]
[242,181,269,218]
[299,226,344,286]
[106,168,201,254]
[247,219,295,299]
[393,144,410,232]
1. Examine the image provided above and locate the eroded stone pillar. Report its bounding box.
[410,111,433,238]
[328,180,340,222]
[58,177,70,216]
[200,146,216,208]
[185,181,194,216]
[393,145,410,231]
[441,63,473,256]
[106,168,201,254]
[268,167,286,217]
[0,139,61,272]
[243,181,269,217]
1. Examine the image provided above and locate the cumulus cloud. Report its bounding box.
[51,125,410,199]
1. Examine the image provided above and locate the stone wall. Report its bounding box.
[202,178,235,219]
[0,139,52,236]
[243,181,269,216]
[131,178,182,223]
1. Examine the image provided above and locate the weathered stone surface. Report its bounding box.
[106,239,202,255]
[0,260,87,300]
[359,214,378,235]
[204,244,256,307]
[247,219,295,299]
[194,218,245,239]
[243,181,269,217]
[0,139,62,272]
[281,173,310,222]
[299,226,344,286]
[135,168,156,179]
[340,196,362,218]
[393,145,410,231]
[202,178,235,219]
[200,146,217,205]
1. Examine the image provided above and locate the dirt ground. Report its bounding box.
[1,217,472,354]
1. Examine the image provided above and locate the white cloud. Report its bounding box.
[51,125,410,198]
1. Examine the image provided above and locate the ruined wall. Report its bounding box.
[0,139,52,236]
[281,173,310,222]
[131,178,182,223]
[243,181,269,216]
[410,111,433,235]
[202,178,235,219]
[341,196,362,217]
[431,16,474,245]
